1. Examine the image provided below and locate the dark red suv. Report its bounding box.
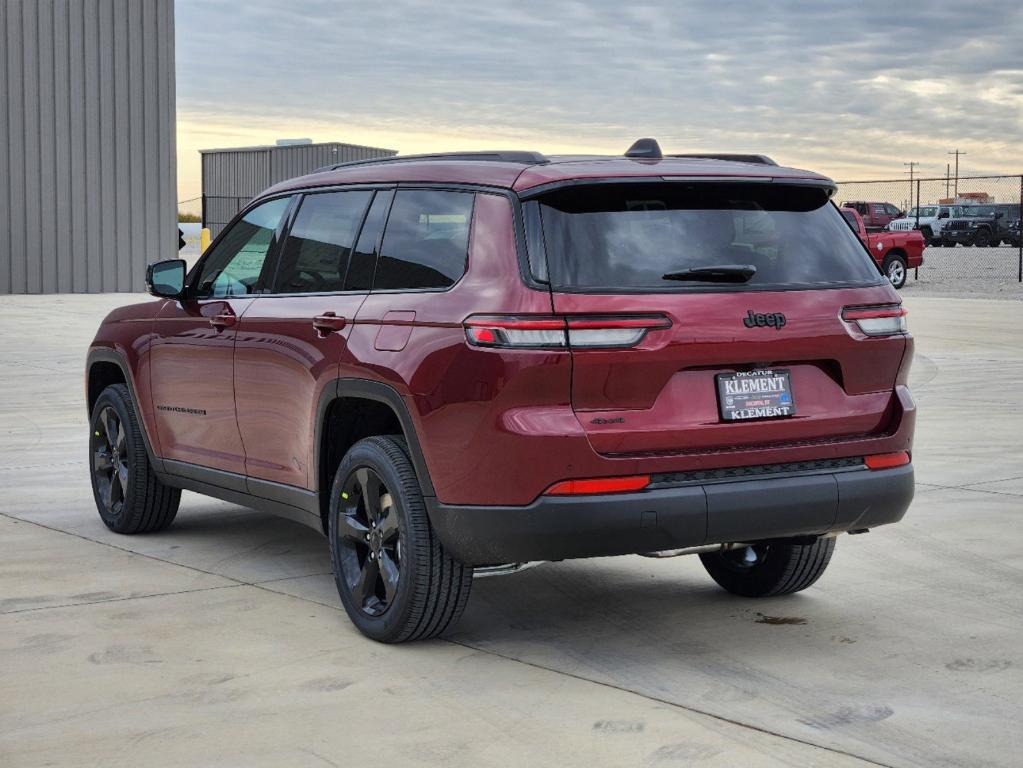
[87,140,915,642]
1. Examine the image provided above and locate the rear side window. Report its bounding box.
[535,183,883,292]
[274,190,372,294]
[374,190,474,290]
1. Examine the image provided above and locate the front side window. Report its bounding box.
[194,197,291,298]
[374,190,474,290]
[273,191,373,294]
[536,183,882,292]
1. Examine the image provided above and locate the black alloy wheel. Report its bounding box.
[328,435,473,643]
[88,383,179,533]
[336,467,402,616]
[92,405,129,518]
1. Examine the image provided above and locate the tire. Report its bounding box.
[973,228,991,247]
[328,435,472,643]
[987,238,1001,248]
[700,538,836,598]
[882,253,908,289]
[941,237,954,247]
[89,384,180,533]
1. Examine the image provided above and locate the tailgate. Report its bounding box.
[554,287,906,456]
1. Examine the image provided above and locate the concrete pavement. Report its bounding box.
[1,293,1021,767]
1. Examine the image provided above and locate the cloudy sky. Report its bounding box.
[175,0,1023,205]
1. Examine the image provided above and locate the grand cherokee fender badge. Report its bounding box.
[744,310,786,329]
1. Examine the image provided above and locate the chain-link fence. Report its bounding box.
[835,174,1023,285]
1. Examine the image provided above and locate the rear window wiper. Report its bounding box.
[661,264,757,283]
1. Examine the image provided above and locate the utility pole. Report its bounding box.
[904,162,919,211]
[948,149,966,197]
[946,163,951,199]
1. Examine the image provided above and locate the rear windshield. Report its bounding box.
[532,183,883,292]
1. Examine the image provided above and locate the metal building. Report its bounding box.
[1,0,177,294]
[201,141,397,236]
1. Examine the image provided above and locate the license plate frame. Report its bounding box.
[716,369,796,422]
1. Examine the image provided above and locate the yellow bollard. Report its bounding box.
[200,227,211,255]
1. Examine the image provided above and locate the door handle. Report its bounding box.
[313,312,347,335]
[209,311,236,330]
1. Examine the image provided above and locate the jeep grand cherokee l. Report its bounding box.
[87,140,915,643]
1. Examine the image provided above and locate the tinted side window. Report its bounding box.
[195,197,290,298]
[273,190,372,294]
[345,190,393,291]
[374,190,474,290]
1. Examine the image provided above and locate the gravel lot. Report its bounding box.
[1,294,1021,767]
[902,244,1023,299]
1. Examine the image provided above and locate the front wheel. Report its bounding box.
[89,384,180,533]
[700,538,836,597]
[973,228,991,247]
[883,253,908,289]
[328,435,472,643]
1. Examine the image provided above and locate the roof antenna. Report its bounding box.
[625,138,662,159]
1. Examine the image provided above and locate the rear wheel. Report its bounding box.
[89,384,180,533]
[883,253,907,288]
[987,238,1001,247]
[700,538,836,597]
[328,435,472,643]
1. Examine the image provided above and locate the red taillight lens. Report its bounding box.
[545,475,651,495]
[842,305,908,336]
[464,315,670,350]
[864,451,911,470]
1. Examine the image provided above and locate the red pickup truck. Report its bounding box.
[840,207,924,289]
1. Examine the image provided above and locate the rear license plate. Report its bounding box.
[716,369,795,422]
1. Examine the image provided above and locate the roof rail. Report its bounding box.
[667,153,778,166]
[314,150,549,173]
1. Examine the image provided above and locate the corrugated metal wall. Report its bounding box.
[201,142,396,236]
[0,0,176,294]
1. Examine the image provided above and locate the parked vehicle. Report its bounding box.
[840,207,924,289]
[87,140,916,643]
[840,200,902,231]
[886,204,963,245]
[942,204,1021,247]
[1007,218,1021,248]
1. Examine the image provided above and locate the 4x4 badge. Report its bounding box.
[744,310,786,329]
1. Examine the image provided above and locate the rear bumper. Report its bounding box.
[427,464,913,566]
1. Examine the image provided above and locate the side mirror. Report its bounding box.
[146,259,187,299]
[938,211,949,219]
[995,212,1004,219]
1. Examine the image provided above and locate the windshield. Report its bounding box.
[906,207,937,218]
[533,183,882,292]
[964,206,996,217]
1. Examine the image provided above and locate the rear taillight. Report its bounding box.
[842,305,908,336]
[865,451,911,470]
[545,475,651,495]
[464,315,671,350]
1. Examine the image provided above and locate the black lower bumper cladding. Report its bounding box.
[427,465,914,566]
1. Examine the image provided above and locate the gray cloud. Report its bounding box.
[176,0,1023,177]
